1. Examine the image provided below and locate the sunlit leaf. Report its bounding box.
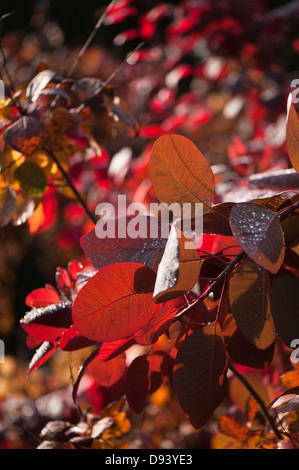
[280,370,299,389]
[25,286,60,308]
[20,301,72,342]
[149,134,214,216]
[217,414,250,440]
[59,325,98,351]
[5,116,45,156]
[28,341,57,375]
[133,300,181,345]
[72,262,157,343]
[14,161,48,197]
[87,353,127,388]
[229,263,275,349]
[0,186,17,227]
[229,203,285,274]
[153,225,202,302]
[286,96,299,173]
[98,337,136,362]
[26,69,57,102]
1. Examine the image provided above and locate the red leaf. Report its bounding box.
[5,116,45,156]
[98,337,136,362]
[56,267,72,297]
[25,286,60,308]
[149,134,214,216]
[59,325,98,351]
[87,353,127,388]
[133,301,180,345]
[72,263,157,343]
[28,341,57,375]
[20,302,72,342]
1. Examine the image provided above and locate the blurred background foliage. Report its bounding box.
[0,0,298,448]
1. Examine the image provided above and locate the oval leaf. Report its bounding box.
[286,96,299,173]
[173,324,228,429]
[229,203,285,274]
[87,353,127,388]
[5,116,45,156]
[229,263,276,350]
[14,161,48,197]
[149,134,214,216]
[81,216,169,273]
[153,225,202,302]
[72,262,157,343]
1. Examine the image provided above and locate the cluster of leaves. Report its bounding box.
[0,0,299,449]
[37,400,131,449]
[105,0,298,170]
[0,62,138,231]
[19,94,299,443]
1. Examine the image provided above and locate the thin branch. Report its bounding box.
[75,41,145,114]
[66,0,118,78]
[49,150,97,224]
[228,362,283,440]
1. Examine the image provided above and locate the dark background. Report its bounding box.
[0,0,292,46]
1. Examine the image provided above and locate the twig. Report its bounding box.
[228,362,283,440]
[49,150,97,224]
[66,0,118,78]
[74,41,145,115]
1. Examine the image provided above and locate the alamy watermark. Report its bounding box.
[95,195,203,249]
[0,79,4,103]
[291,79,299,104]
[0,340,4,363]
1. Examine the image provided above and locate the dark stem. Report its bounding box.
[49,151,97,225]
[228,362,283,440]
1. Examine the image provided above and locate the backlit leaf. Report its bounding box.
[28,341,57,375]
[59,325,98,351]
[81,216,169,273]
[153,225,202,302]
[229,263,275,349]
[26,69,57,102]
[5,116,45,156]
[133,300,181,345]
[25,286,60,308]
[217,414,250,440]
[286,96,299,173]
[14,161,48,197]
[173,324,228,429]
[87,353,127,388]
[149,134,214,216]
[229,203,285,274]
[72,262,157,343]
[20,301,72,342]
[98,338,136,362]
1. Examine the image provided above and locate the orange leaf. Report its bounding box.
[218,414,250,440]
[149,134,214,216]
